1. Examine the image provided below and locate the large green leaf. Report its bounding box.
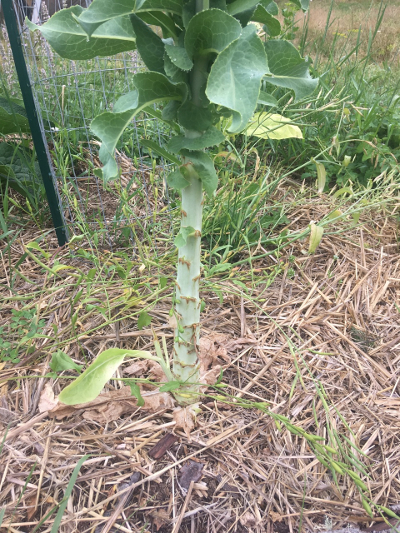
[76,0,142,25]
[264,40,318,100]
[130,15,165,73]
[58,348,158,405]
[251,5,281,36]
[245,112,303,139]
[0,96,30,135]
[182,0,227,28]
[262,0,279,16]
[185,9,241,59]
[77,0,183,29]
[26,7,137,60]
[180,149,218,196]
[206,25,269,133]
[165,44,193,71]
[167,127,225,153]
[91,72,187,181]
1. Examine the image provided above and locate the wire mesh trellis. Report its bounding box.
[5,0,174,249]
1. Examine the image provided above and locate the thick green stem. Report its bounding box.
[172,0,208,403]
[173,161,203,399]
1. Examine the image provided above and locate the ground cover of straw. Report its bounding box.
[1,185,400,533]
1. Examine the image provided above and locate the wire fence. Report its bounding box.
[4,0,173,250]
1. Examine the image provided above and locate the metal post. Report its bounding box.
[2,0,68,246]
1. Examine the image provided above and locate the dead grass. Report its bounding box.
[1,185,400,532]
[293,0,400,65]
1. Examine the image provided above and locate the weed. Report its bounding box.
[0,307,45,363]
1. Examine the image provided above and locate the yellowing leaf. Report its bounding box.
[308,223,324,254]
[327,209,342,221]
[313,160,326,193]
[245,112,303,140]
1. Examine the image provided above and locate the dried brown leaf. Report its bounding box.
[198,333,230,387]
[124,360,167,383]
[38,383,58,413]
[149,509,170,531]
[173,405,197,438]
[240,511,257,528]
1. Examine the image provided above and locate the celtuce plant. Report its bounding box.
[28,0,317,404]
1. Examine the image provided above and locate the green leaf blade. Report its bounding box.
[128,382,145,406]
[264,40,318,100]
[27,7,137,60]
[206,25,269,133]
[165,44,193,71]
[185,9,241,58]
[174,226,196,248]
[167,170,190,190]
[130,15,165,73]
[50,350,83,373]
[167,127,225,153]
[137,311,152,329]
[251,5,281,36]
[58,348,157,405]
[91,72,187,181]
[0,96,30,135]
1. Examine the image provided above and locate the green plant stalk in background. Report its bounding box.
[27,0,317,404]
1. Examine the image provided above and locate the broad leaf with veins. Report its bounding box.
[206,25,269,132]
[264,39,318,100]
[91,72,187,181]
[184,9,241,58]
[26,7,137,59]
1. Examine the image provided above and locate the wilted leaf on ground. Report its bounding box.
[39,383,58,413]
[148,509,170,531]
[58,348,157,405]
[124,359,167,383]
[308,223,324,254]
[50,350,83,373]
[198,333,230,387]
[240,511,257,528]
[173,405,198,438]
[245,112,303,140]
[50,386,174,422]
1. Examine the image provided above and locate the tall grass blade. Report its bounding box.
[50,455,90,533]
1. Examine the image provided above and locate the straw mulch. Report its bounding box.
[1,192,400,533]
